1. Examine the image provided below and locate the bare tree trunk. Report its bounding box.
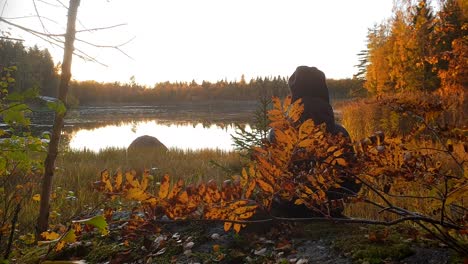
[37,0,80,236]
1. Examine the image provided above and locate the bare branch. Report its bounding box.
[75,36,135,60]
[0,36,24,41]
[75,23,127,33]
[32,0,50,35]
[37,0,63,8]
[148,214,463,230]
[0,15,59,25]
[54,0,68,9]
[0,0,8,17]
[0,17,66,37]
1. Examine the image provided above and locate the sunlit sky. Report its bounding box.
[2,0,394,85]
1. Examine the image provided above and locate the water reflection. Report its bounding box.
[68,120,251,152]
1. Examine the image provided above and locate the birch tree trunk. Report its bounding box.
[37,0,81,236]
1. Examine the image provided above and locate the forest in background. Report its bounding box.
[0,39,364,105]
[356,0,466,97]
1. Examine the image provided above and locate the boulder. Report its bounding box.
[127,135,168,154]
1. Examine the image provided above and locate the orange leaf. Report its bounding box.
[333,149,344,157]
[288,98,303,123]
[178,191,189,204]
[213,244,220,252]
[335,158,348,166]
[159,174,170,199]
[41,231,60,240]
[272,97,281,112]
[298,139,315,148]
[245,180,256,199]
[224,222,232,232]
[168,180,184,199]
[327,146,339,153]
[257,179,274,193]
[56,240,66,252]
[299,119,315,140]
[233,223,242,233]
[282,95,292,110]
[294,199,304,205]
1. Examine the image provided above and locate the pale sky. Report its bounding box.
[1,0,394,85]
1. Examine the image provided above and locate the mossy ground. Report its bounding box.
[15,220,464,264]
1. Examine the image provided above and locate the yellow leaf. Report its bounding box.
[248,165,256,180]
[241,168,248,187]
[125,171,139,188]
[239,211,255,219]
[41,231,60,241]
[159,174,170,199]
[63,230,76,243]
[224,222,232,232]
[294,199,304,205]
[56,240,66,252]
[32,194,40,202]
[141,170,149,191]
[317,175,325,185]
[303,185,314,195]
[101,170,113,192]
[115,170,123,191]
[125,187,149,201]
[233,204,256,215]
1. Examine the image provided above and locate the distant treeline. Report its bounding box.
[68,77,364,105]
[1,38,364,105]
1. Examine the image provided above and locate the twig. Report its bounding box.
[4,203,20,260]
[75,23,127,33]
[148,215,462,229]
[32,0,51,35]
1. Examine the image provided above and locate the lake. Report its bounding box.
[30,101,257,152]
[66,120,251,152]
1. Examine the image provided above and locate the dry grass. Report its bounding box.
[19,147,246,231]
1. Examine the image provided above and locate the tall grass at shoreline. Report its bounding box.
[20,147,245,230]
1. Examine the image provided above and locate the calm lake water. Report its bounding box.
[66,120,251,152]
[28,102,257,152]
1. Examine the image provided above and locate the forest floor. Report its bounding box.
[23,220,462,264]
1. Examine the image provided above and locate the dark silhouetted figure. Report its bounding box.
[271,66,360,218]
